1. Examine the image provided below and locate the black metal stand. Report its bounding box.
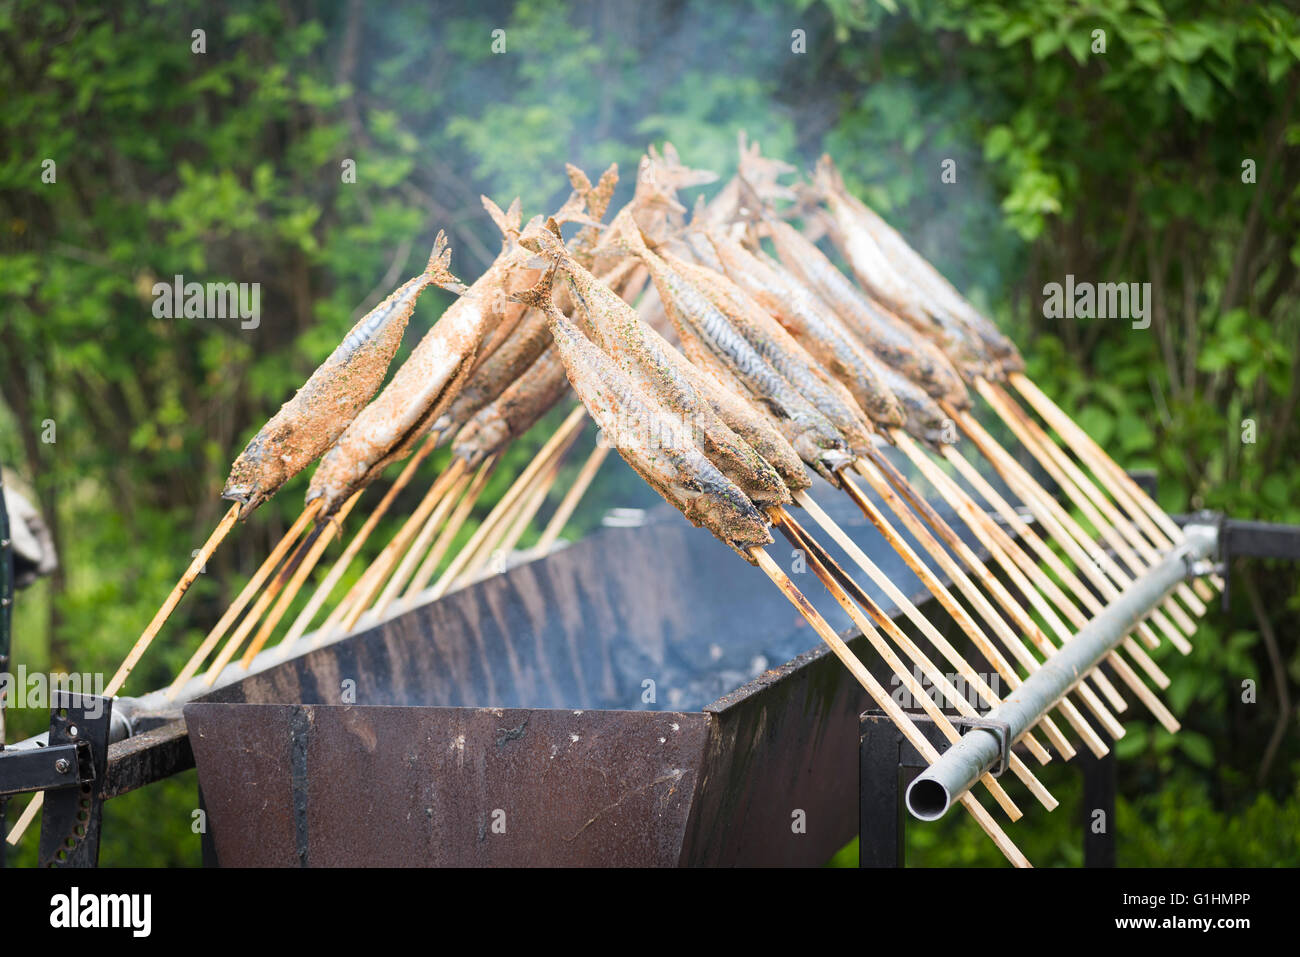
[0,691,112,867]
[858,710,1116,867]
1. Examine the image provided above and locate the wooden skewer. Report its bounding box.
[774,507,1057,812]
[891,433,1130,715]
[987,381,1208,623]
[280,433,442,647]
[491,454,566,563]
[535,442,610,553]
[333,457,471,636]
[774,510,1022,822]
[948,403,1191,654]
[430,405,588,601]
[898,436,1179,732]
[106,502,241,698]
[939,442,1171,689]
[458,426,580,584]
[750,547,1032,868]
[11,500,243,844]
[238,490,367,668]
[851,458,1110,757]
[372,469,472,615]
[866,444,1128,737]
[979,380,1201,639]
[835,469,1080,760]
[201,492,363,683]
[1009,371,1221,598]
[967,396,1196,654]
[793,490,1052,765]
[400,456,500,606]
[167,500,322,698]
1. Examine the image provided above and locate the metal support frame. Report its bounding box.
[37,691,113,867]
[858,710,1116,866]
[0,692,113,867]
[905,522,1219,821]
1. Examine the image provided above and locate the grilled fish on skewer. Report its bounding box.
[222,234,460,516]
[706,231,906,430]
[527,222,791,507]
[763,216,969,408]
[811,156,1022,372]
[514,274,772,559]
[806,166,998,377]
[651,242,875,455]
[452,347,572,468]
[308,210,538,514]
[596,223,852,476]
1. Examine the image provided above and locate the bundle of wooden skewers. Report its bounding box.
[8,136,1217,867]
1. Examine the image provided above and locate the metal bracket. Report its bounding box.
[952,715,1011,777]
[37,691,112,868]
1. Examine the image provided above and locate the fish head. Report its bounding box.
[682,472,771,550]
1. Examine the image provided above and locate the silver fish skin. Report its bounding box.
[765,218,971,408]
[663,248,875,455]
[540,299,773,560]
[708,233,906,430]
[223,235,458,516]
[613,230,851,473]
[530,222,791,507]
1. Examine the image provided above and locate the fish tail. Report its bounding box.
[424,230,464,291]
[481,195,522,244]
[508,262,559,312]
[810,154,842,201]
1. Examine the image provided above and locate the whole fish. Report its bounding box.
[808,162,998,377]
[706,231,906,430]
[307,212,540,514]
[222,233,459,516]
[596,221,852,477]
[516,273,773,561]
[656,243,875,455]
[813,156,1023,372]
[527,221,791,508]
[763,216,970,408]
[451,346,572,468]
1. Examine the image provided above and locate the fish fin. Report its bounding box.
[482,195,516,242]
[518,216,569,260]
[425,230,466,292]
[506,198,523,233]
[589,164,619,220]
[810,154,845,200]
[565,163,593,196]
[507,262,559,311]
[602,208,655,261]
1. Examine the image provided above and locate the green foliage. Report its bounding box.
[3,0,1298,866]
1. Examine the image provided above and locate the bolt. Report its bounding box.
[55,758,71,774]
[66,725,78,738]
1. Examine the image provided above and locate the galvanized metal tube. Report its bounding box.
[905,522,1219,821]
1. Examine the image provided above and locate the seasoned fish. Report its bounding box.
[657,244,875,455]
[451,346,571,467]
[813,156,1022,372]
[706,231,907,430]
[528,221,791,507]
[808,163,998,376]
[600,222,851,476]
[515,272,773,560]
[222,234,459,516]
[307,224,537,514]
[764,217,970,408]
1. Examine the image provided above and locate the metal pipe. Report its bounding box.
[905,521,1220,821]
